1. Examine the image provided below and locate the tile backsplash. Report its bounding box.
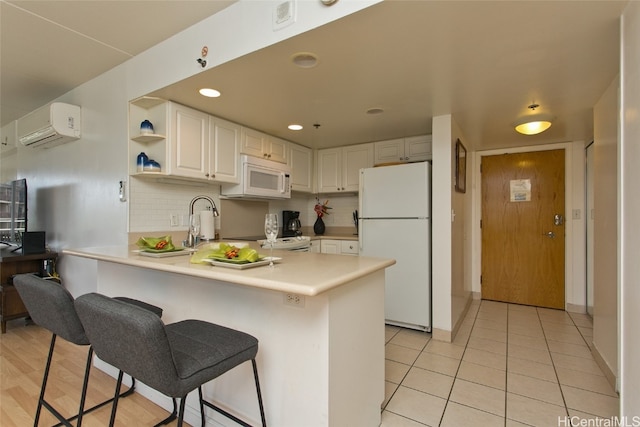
[129,177,359,235]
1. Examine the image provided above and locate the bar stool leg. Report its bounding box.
[252,359,267,427]
[108,371,124,427]
[34,335,56,427]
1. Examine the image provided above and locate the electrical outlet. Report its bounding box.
[284,293,305,308]
[170,214,179,227]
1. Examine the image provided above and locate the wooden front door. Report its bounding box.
[481,149,565,309]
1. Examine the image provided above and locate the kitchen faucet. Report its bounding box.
[187,195,219,247]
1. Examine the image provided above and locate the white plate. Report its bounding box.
[202,257,281,269]
[137,248,191,258]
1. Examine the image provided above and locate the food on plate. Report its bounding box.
[189,243,261,264]
[135,235,176,252]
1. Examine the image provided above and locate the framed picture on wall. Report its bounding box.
[455,138,467,193]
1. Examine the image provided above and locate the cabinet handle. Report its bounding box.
[205,173,210,178]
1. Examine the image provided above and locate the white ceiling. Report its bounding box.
[1,0,627,151]
[0,0,234,125]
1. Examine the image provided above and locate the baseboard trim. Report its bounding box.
[591,341,618,393]
[432,328,452,342]
[566,302,587,314]
[433,294,474,343]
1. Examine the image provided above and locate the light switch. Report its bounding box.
[572,209,581,220]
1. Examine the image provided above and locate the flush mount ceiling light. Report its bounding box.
[199,88,221,98]
[288,124,303,131]
[514,104,554,135]
[291,52,318,68]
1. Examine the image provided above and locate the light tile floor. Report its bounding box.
[381,300,619,427]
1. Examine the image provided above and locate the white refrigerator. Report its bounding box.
[359,162,431,331]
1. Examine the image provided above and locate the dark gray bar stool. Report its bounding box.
[12,274,172,427]
[74,292,267,427]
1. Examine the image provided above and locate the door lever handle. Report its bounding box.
[543,231,555,238]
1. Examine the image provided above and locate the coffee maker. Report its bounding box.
[282,210,302,237]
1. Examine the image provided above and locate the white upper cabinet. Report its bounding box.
[374,135,432,165]
[241,127,288,163]
[267,136,289,164]
[128,98,240,184]
[289,142,313,193]
[169,103,209,179]
[317,144,373,193]
[208,117,240,184]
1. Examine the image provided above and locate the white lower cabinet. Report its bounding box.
[309,240,321,253]
[320,239,358,256]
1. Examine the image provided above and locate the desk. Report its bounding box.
[0,248,58,333]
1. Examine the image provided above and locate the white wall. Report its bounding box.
[12,0,380,296]
[592,76,619,389]
[620,1,640,415]
[431,114,472,341]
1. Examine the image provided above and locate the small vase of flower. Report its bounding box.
[313,198,331,235]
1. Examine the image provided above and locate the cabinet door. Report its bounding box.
[374,138,405,164]
[309,240,321,253]
[340,240,358,256]
[317,148,342,193]
[342,144,374,192]
[320,240,340,254]
[170,103,208,179]
[209,117,240,184]
[405,135,432,162]
[267,136,288,163]
[241,127,267,158]
[290,143,313,192]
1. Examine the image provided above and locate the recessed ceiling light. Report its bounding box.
[199,88,221,98]
[288,124,303,131]
[291,52,318,68]
[366,108,384,115]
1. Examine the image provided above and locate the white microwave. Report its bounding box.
[221,155,291,199]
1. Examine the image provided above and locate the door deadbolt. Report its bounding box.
[554,214,564,226]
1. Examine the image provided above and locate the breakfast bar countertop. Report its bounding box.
[63,244,395,297]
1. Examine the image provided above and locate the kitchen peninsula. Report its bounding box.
[63,245,395,427]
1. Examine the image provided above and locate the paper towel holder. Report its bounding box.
[188,195,219,244]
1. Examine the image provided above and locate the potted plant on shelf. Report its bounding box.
[313,198,331,235]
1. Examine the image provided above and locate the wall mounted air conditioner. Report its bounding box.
[18,102,81,148]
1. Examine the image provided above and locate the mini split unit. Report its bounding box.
[18,102,81,148]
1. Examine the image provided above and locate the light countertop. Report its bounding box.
[63,243,394,297]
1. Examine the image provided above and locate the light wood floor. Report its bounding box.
[0,318,186,426]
